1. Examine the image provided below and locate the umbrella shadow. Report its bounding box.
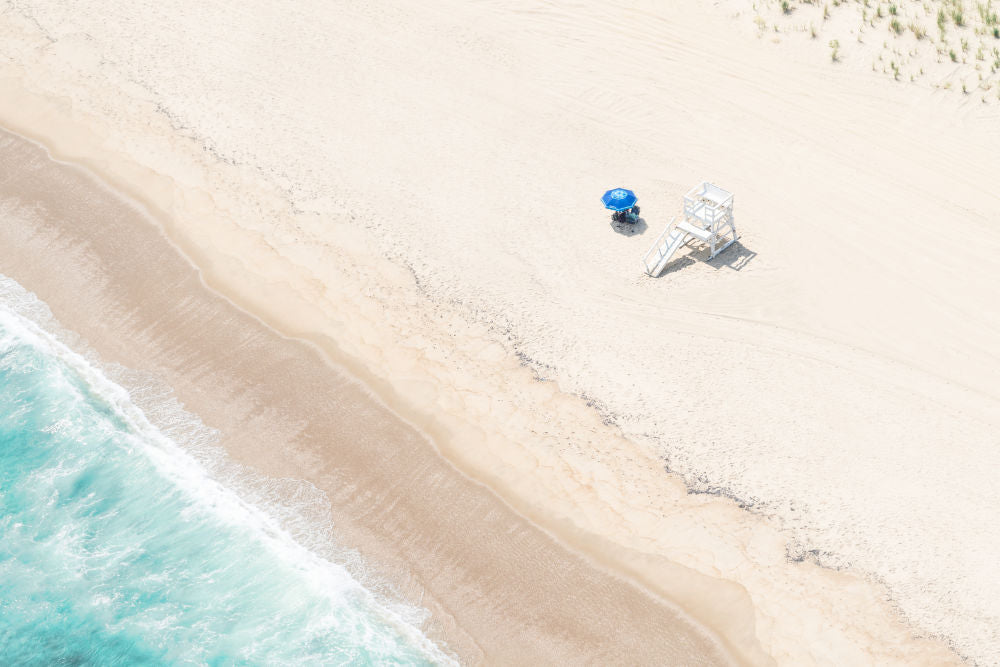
[609,216,648,236]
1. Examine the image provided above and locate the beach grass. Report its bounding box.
[748,0,1000,98]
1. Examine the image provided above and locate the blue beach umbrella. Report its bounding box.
[601,188,637,211]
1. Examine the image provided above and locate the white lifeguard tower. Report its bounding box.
[642,182,738,277]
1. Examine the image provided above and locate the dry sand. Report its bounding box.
[2,0,999,664]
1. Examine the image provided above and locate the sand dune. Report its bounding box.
[729,0,1000,98]
[2,0,998,663]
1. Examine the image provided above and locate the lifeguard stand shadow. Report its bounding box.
[657,239,756,276]
[691,239,757,271]
[610,216,647,236]
[707,240,756,271]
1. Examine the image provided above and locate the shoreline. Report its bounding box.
[0,276,454,664]
[0,128,740,664]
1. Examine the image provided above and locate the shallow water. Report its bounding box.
[0,285,446,665]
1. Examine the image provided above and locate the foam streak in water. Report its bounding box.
[0,274,452,665]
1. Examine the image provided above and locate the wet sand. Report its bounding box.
[0,128,737,664]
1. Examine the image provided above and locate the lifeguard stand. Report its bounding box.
[679,182,737,259]
[642,181,739,277]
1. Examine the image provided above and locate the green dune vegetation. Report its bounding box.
[750,0,1000,100]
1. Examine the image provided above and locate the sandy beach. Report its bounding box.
[0,128,739,664]
[2,0,999,663]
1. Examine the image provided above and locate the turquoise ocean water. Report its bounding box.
[0,277,447,665]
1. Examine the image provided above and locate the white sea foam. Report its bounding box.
[0,274,455,664]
